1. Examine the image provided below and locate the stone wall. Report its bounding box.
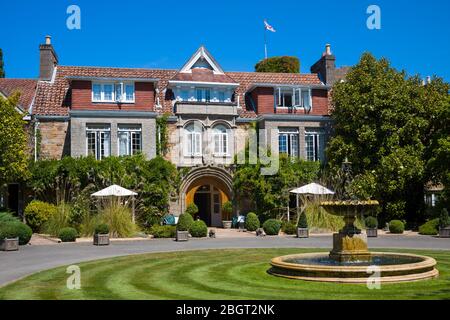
[38,120,70,160]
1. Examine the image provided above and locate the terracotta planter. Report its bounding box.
[222,221,232,229]
[366,228,378,238]
[0,238,19,251]
[297,228,309,238]
[176,230,189,242]
[93,234,110,246]
[439,227,450,238]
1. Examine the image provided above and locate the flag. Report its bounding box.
[264,20,276,32]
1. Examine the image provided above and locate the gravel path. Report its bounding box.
[1,234,449,287]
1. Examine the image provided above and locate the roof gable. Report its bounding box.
[179,46,225,75]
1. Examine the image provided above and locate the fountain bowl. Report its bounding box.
[269,252,438,284]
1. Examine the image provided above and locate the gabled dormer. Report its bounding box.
[179,46,225,75]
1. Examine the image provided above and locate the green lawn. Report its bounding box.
[1,248,449,300]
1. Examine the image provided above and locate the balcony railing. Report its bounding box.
[175,101,238,116]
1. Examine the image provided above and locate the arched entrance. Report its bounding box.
[181,166,233,227]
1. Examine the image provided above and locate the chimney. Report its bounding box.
[39,35,58,81]
[311,44,336,85]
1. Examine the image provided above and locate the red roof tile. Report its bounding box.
[0,78,37,111]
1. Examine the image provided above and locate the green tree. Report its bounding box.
[255,56,300,73]
[327,52,449,224]
[0,93,29,188]
[0,49,4,78]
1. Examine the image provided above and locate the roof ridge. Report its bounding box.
[58,65,178,72]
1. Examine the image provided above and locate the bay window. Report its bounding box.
[86,125,111,160]
[213,124,228,156]
[305,129,325,162]
[92,82,135,103]
[118,125,142,156]
[185,123,202,156]
[278,128,299,158]
[196,88,211,102]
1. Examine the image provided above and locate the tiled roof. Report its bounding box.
[171,69,237,84]
[33,65,323,118]
[0,78,37,111]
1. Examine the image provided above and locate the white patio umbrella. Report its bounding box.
[91,185,138,223]
[289,183,335,221]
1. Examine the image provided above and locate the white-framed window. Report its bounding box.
[196,88,211,102]
[118,125,142,156]
[92,82,135,103]
[185,123,202,156]
[305,129,325,162]
[218,91,225,102]
[278,128,299,158]
[86,124,111,160]
[213,124,228,156]
[276,87,311,109]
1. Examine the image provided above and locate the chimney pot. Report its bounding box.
[325,44,332,55]
[45,35,51,45]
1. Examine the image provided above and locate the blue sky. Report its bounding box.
[1,0,449,82]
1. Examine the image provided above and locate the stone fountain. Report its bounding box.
[269,160,439,283]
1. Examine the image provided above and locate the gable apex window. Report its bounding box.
[276,87,312,110]
[92,82,135,103]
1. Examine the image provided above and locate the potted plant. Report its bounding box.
[439,208,450,238]
[176,213,193,241]
[94,223,110,246]
[222,201,233,229]
[297,211,309,238]
[0,223,19,251]
[365,216,378,238]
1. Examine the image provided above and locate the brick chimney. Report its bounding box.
[310,44,336,86]
[39,35,58,81]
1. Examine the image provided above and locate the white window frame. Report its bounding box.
[305,129,325,162]
[184,124,202,157]
[278,128,299,158]
[276,87,312,110]
[117,125,142,156]
[86,124,111,160]
[212,124,229,156]
[92,82,135,103]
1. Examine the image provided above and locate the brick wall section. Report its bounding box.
[38,120,70,159]
[71,81,155,111]
[311,89,329,115]
[252,87,274,114]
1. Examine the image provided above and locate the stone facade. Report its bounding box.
[37,119,70,160]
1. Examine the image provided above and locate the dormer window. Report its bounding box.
[92,82,135,103]
[276,87,311,110]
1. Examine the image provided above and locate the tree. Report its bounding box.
[255,56,300,73]
[0,49,4,78]
[326,52,449,225]
[0,93,29,187]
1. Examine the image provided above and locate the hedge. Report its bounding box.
[150,225,176,238]
[177,213,194,231]
[389,220,405,234]
[245,212,260,232]
[0,221,33,245]
[189,220,208,238]
[24,200,57,232]
[58,227,78,242]
[418,219,439,235]
[263,219,282,236]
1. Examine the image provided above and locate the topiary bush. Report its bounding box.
[0,221,33,245]
[297,211,308,229]
[245,212,260,232]
[94,223,110,235]
[263,219,282,236]
[58,227,78,242]
[24,200,57,232]
[439,209,450,228]
[177,213,194,231]
[150,225,176,238]
[222,201,233,221]
[365,216,378,229]
[418,218,439,235]
[389,220,405,234]
[282,221,297,235]
[189,220,208,238]
[185,203,199,218]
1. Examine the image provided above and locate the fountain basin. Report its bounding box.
[270,252,438,284]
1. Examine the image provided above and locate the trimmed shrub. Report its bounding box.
[222,201,233,221]
[177,213,194,231]
[439,209,450,228]
[282,222,297,235]
[297,211,308,229]
[24,200,57,232]
[185,203,199,217]
[245,212,260,232]
[389,220,405,234]
[0,221,33,245]
[418,219,439,235]
[150,225,176,238]
[94,223,110,235]
[58,227,78,242]
[189,220,208,238]
[255,56,300,73]
[365,216,378,229]
[263,219,282,236]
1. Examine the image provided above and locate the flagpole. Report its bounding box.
[264,25,268,60]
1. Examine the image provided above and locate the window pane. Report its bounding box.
[132,132,141,154]
[93,84,102,101]
[214,134,220,154]
[305,135,314,161]
[194,133,201,154]
[291,134,299,157]
[279,135,287,154]
[103,84,113,101]
[219,92,225,102]
[205,89,211,102]
[87,132,96,156]
[284,93,292,107]
[125,84,134,101]
[222,134,227,154]
[118,132,129,156]
[115,84,123,102]
[302,90,310,108]
[196,89,203,101]
[100,132,111,159]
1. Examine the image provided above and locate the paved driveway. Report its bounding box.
[0,235,449,287]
